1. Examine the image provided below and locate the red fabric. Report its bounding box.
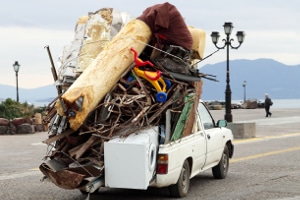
[137,2,193,50]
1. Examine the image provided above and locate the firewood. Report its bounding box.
[44,129,74,145]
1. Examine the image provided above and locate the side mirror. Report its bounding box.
[217,120,227,127]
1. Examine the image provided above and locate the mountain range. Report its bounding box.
[200,58,300,101]
[1,58,299,106]
[0,84,57,106]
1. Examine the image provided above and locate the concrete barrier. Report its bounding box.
[227,122,256,139]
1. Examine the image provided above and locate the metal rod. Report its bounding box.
[15,71,19,102]
[44,45,62,95]
[225,33,232,122]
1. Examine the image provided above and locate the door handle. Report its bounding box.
[207,134,211,139]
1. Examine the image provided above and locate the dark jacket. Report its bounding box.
[264,97,273,107]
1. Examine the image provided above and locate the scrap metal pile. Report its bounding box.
[40,5,212,191]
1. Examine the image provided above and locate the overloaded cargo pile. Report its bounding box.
[40,4,211,191]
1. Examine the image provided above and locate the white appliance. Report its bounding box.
[104,126,159,189]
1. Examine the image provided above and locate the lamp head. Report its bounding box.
[13,61,20,73]
[236,31,245,43]
[210,31,220,44]
[223,22,233,35]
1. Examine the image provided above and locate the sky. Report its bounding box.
[1,0,300,89]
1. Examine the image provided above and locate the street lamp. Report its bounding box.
[211,22,245,122]
[13,61,21,102]
[242,80,247,102]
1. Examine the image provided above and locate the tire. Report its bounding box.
[169,160,190,198]
[212,145,229,179]
[79,188,98,194]
[79,189,89,194]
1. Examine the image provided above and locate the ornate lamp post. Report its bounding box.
[242,80,247,102]
[211,22,245,122]
[13,61,21,102]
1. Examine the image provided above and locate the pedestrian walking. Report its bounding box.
[264,93,273,117]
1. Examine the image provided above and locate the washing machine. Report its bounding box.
[104,126,159,189]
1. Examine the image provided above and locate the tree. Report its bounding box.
[0,98,45,119]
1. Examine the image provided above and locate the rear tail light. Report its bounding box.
[157,154,168,174]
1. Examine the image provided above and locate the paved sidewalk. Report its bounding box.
[209,108,300,138]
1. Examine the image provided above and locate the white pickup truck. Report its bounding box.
[81,100,234,198]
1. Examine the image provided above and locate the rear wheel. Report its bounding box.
[169,159,190,198]
[212,145,229,179]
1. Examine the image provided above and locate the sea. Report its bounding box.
[205,99,300,109]
[267,99,300,109]
[236,99,300,109]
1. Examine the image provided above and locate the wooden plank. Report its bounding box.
[74,135,100,160]
[182,81,203,137]
[68,143,84,158]
[171,94,194,141]
[43,129,74,145]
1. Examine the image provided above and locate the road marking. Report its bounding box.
[2,133,300,180]
[31,142,46,146]
[234,132,300,144]
[231,146,300,163]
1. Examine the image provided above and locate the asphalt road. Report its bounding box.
[0,108,299,200]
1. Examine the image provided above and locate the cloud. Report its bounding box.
[199,29,300,67]
[0,26,73,88]
[1,0,300,89]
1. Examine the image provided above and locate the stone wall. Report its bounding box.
[0,113,47,135]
